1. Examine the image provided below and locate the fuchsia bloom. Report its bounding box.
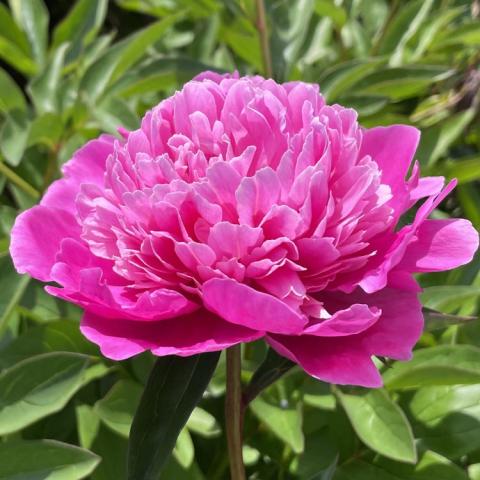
[10,72,478,387]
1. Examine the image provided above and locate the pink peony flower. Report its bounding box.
[10,72,478,387]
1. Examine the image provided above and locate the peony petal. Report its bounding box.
[202,278,307,334]
[41,135,115,212]
[396,218,479,273]
[321,285,423,361]
[360,125,420,215]
[267,334,383,388]
[304,304,380,337]
[81,309,262,360]
[10,206,80,282]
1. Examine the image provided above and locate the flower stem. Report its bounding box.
[255,0,273,78]
[225,344,246,480]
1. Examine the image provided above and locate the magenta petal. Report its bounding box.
[267,334,383,388]
[360,125,420,215]
[322,285,423,361]
[304,304,380,337]
[41,135,115,212]
[202,278,307,334]
[10,206,80,282]
[81,309,262,360]
[396,218,479,273]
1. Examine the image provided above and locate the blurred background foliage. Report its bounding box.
[0,0,479,478]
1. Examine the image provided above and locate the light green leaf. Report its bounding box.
[320,59,386,102]
[0,3,30,54]
[28,43,69,114]
[0,352,90,434]
[52,0,108,63]
[9,0,49,67]
[388,0,434,66]
[250,396,304,454]
[76,404,101,449]
[187,407,221,438]
[95,379,142,438]
[0,439,100,480]
[80,14,183,102]
[336,388,416,463]
[417,109,476,167]
[0,319,99,370]
[334,450,468,480]
[354,66,453,101]
[173,428,194,469]
[421,285,480,313]
[0,109,31,166]
[0,35,38,76]
[384,345,480,390]
[442,155,480,185]
[0,67,26,113]
[410,385,480,458]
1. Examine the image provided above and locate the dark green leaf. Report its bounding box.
[127,352,220,480]
[243,347,295,405]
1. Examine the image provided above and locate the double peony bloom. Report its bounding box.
[11,72,478,387]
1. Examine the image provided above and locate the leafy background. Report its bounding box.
[0,0,479,478]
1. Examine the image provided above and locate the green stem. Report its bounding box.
[0,160,40,200]
[255,0,273,78]
[225,345,246,480]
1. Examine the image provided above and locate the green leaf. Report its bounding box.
[91,425,128,480]
[314,0,347,27]
[0,109,31,166]
[173,428,194,469]
[354,66,453,101]
[417,109,476,167]
[436,21,480,48]
[0,35,38,76]
[334,450,468,480]
[0,320,99,370]
[320,59,386,102]
[0,255,29,337]
[52,0,108,63]
[187,407,221,438]
[127,352,220,480]
[377,0,432,56]
[383,345,480,390]
[76,404,101,449]
[442,155,480,185]
[423,307,476,331]
[28,43,69,114]
[80,14,183,102]
[0,3,30,54]
[8,0,49,68]
[410,385,480,458]
[388,0,435,66]
[336,388,416,463]
[243,347,295,405]
[0,439,100,480]
[95,379,142,438]
[421,285,480,313]
[27,112,64,149]
[250,395,304,454]
[469,463,480,480]
[0,352,90,434]
[0,67,26,113]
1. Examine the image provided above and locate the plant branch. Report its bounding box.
[225,345,246,480]
[0,160,40,200]
[255,0,273,78]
